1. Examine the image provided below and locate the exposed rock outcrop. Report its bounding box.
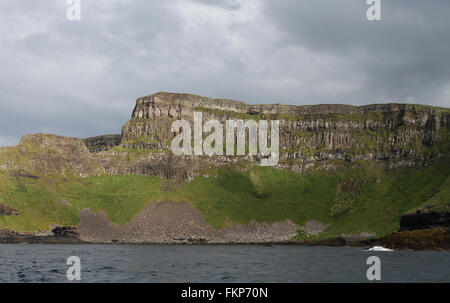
[375,228,450,251]
[400,205,450,231]
[52,226,79,238]
[0,203,18,216]
[300,220,331,236]
[0,134,99,177]
[0,228,84,244]
[83,134,121,153]
[120,92,450,175]
[368,204,450,250]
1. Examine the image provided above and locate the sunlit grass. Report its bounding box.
[0,162,448,240]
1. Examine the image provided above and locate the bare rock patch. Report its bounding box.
[300,220,330,236]
[0,203,18,216]
[219,219,299,243]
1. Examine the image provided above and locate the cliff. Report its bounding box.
[119,92,449,176]
[2,92,448,179]
[0,92,449,246]
[122,93,450,164]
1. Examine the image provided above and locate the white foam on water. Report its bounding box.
[365,246,394,252]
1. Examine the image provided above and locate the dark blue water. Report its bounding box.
[0,244,448,283]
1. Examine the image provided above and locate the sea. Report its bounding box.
[0,244,449,283]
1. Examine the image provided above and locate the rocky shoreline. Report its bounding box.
[314,207,450,250]
[2,227,448,250]
[312,228,449,251]
[1,202,449,249]
[0,228,85,244]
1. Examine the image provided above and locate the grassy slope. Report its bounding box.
[403,173,450,214]
[0,162,448,240]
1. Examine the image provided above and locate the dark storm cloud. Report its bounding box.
[0,0,449,147]
[264,0,450,104]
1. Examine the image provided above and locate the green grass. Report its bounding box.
[404,174,450,214]
[0,162,448,240]
[177,163,449,240]
[0,172,166,231]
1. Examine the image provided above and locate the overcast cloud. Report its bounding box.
[0,0,449,146]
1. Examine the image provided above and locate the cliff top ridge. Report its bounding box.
[134,92,449,117]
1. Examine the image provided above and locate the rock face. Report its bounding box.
[0,133,99,177]
[52,226,79,238]
[83,134,121,153]
[0,203,18,216]
[0,228,84,244]
[359,204,450,250]
[116,92,450,179]
[0,92,449,180]
[121,92,449,174]
[400,205,450,231]
[376,228,450,251]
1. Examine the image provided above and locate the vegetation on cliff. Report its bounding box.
[0,162,448,242]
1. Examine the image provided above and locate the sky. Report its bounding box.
[0,0,449,146]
